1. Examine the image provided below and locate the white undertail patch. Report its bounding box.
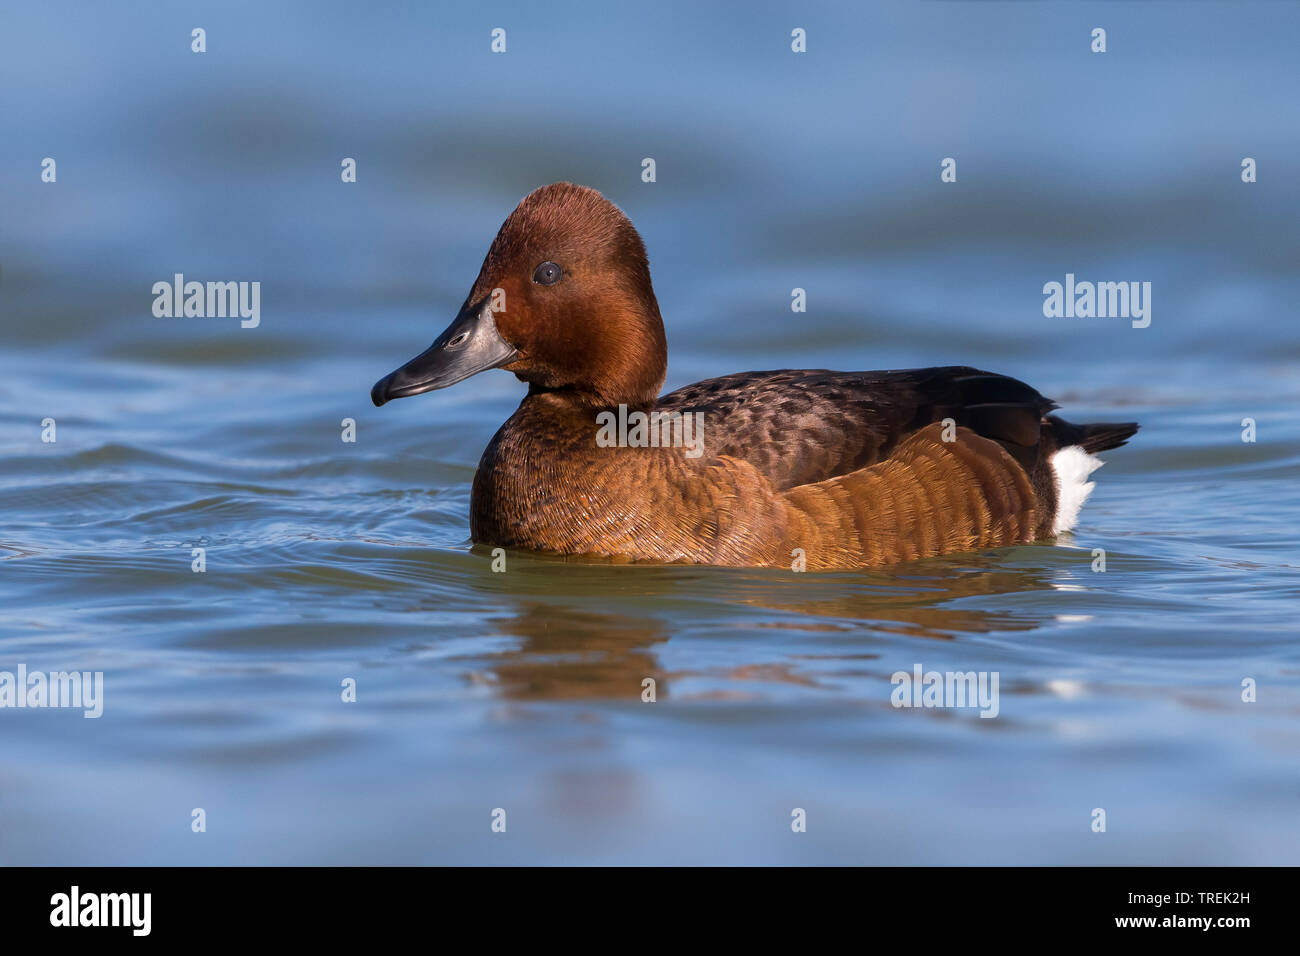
[1050,446,1104,535]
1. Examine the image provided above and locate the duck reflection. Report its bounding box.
[484,602,667,701]
[471,554,1056,702]
[735,557,1056,640]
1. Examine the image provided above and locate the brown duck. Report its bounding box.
[372,183,1137,570]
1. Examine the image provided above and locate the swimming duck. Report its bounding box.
[372,183,1137,570]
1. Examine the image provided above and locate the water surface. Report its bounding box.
[1,1,1298,864]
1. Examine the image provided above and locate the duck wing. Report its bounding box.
[656,366,1056,491]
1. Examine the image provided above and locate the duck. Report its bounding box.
[371,182,1138,570]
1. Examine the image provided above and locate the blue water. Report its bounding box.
[1,1,1298,864]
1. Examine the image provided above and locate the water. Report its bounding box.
[2,1,1298,864]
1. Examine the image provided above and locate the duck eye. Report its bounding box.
[532,261,563,286]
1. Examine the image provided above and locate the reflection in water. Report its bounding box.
[485,602,668,701]
[738,557,1056,641]
[474,554,1057,702]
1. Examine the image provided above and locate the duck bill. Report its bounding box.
[371,301,518,407]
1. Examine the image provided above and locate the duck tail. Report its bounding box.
[1045,415,1139,453]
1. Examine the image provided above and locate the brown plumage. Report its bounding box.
[372,182,1138,570]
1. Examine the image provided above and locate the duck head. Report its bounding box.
[371,182,667,410]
